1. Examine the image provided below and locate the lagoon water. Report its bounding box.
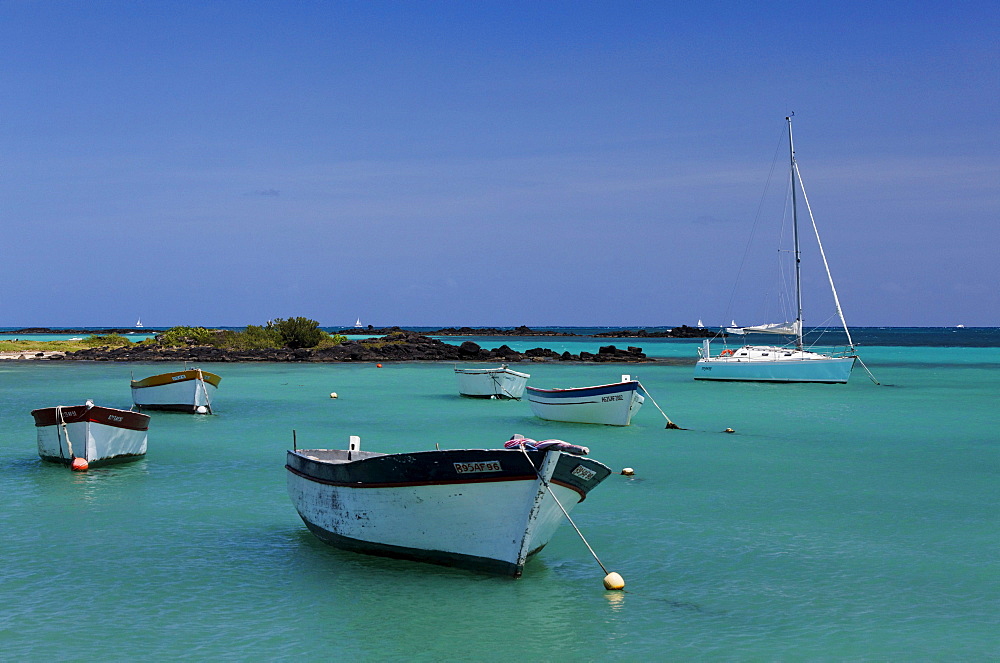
[1,329,997,659]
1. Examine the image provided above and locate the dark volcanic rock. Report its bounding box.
[593,325,718,338]
[428,325,577,336]
[333,325,577,337]
[594,344,647,361]
[61,330,650,363]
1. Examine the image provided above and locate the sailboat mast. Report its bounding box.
[787,116,804,350]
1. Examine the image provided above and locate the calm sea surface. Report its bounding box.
[1,329,997,660]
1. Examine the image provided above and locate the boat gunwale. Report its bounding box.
[287,448,608,502]
[525,380,639,397]
[130,369,223,389]
[31,405,151,431]
[454,366,530,379]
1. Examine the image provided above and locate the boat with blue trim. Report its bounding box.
[526,376,645,426]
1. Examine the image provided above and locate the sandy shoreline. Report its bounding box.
[0,351,67,360]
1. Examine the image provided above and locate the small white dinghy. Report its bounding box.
[526,376,645,426]
[286,434,612,577]
[454,365,530,399]
[31,401,150,468]
[131,368,221,413]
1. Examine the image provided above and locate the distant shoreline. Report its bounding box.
[1,329,672,364]
[333,325,715,338]
[0,325,717,339]
[0,328,146,335]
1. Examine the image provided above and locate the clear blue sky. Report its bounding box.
[2,1,996,327]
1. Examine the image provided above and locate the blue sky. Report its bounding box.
[2,1,996,327]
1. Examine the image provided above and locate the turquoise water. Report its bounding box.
[1,338,997,659]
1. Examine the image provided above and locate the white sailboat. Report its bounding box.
[135,317,144,329]
[695,117,858,383]
[354,318,363,329]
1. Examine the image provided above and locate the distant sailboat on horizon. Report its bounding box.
[135,317,144,329]
[354,318,363,329]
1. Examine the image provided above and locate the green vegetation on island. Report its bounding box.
[141,318,346,350]
[1,318,347,354]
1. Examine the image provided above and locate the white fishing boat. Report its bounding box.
[31,401,150,467]
[131,368,221,413]
[526,376,644,426]
[286,434,611,577]
[695,117,859,383]
[454,365,530,399]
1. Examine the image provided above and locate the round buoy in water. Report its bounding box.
[603,572,625,590]
[376,364,383,368]
[196,406,209,414]
[71,457,89,471]
[330,392,338,399]
[621,467,635,476]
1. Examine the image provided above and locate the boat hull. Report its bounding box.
[526,381,644,426]
[694,351,856,383]
[454,366,530,399]
[31,405,150,466]
[131,369,221,412]
[286,447,611,577]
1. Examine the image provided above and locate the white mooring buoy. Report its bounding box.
[603,572,626,591]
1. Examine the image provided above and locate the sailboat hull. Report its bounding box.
[694,354,855,383]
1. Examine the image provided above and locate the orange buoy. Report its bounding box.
[376,364,383,368]
[71,457,89,471]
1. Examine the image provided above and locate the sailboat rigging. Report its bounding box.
[694,117,859,383]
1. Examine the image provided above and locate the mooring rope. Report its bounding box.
[490,370,520,400]
[636,381,683,429]
[856,356,881,385]
[517,445,609,575]
[56,405,74,459]
[197,368,213,413]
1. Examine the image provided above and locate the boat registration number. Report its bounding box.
[454,460,502,474]
[571,465,597,481]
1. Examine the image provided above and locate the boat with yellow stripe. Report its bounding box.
[131,368,221,413]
